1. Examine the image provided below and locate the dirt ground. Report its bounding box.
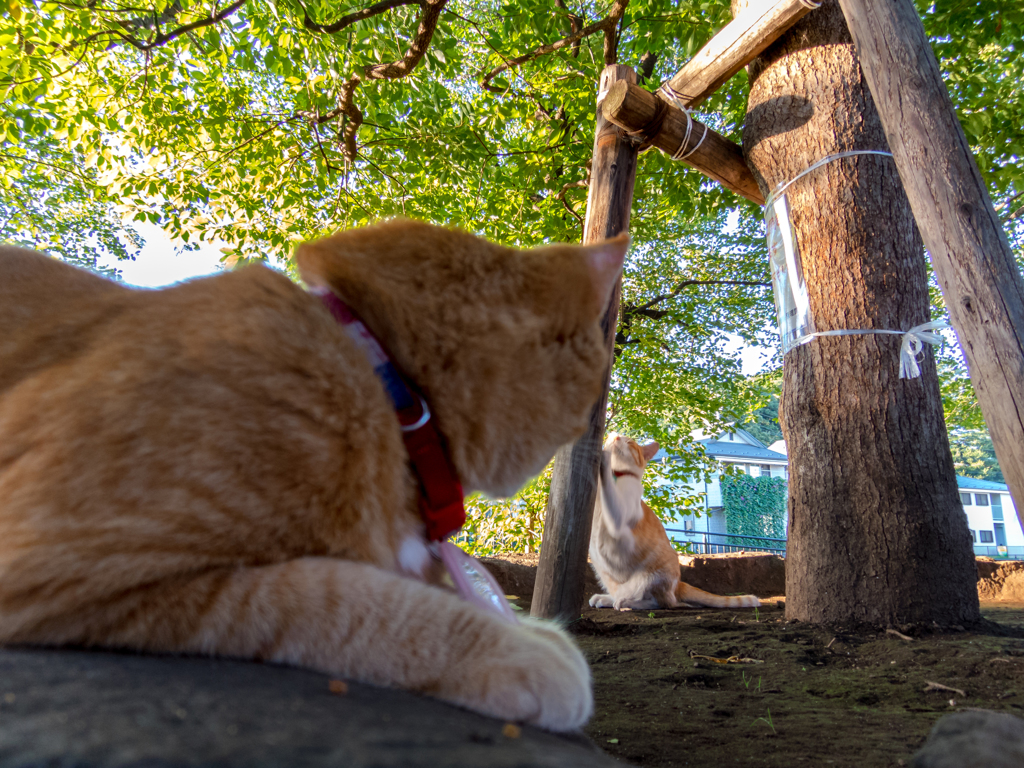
[499,567,1024,767]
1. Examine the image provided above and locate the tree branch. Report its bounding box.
[115,0,247,51]
[303,0,419,34]
[630,279,771,317]
[479,0,629,94]
[362,0,447,79]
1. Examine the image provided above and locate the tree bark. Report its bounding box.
[531,65,638,622]
[837,0,1024,532]
[736,0,980,626]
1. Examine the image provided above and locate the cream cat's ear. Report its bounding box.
[583,234,629,307]
[641,441,660,462]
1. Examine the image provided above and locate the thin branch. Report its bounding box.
[362,0,447,80]
[116,0,247,51]
[630,279,771,318]
[0,152,93,182]
[479,0,629,94]
[303,0,419,34]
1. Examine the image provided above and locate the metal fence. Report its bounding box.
[664,529,788,556]
[973,545,1024,560]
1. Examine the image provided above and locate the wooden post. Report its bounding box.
[838,0,1024,529]
[601,80,764,204]
[661,0,818,108]
[530,64,639,622]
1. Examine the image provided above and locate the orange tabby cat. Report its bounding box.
[590,433,761,611]
[0,219,629,731]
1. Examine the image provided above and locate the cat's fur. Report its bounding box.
[0,219,629,731]
[590,433,761,612]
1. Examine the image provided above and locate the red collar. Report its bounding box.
[613,469,641,481]
[316,289,465,541]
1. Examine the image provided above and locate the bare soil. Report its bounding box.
[496,560,1024,767]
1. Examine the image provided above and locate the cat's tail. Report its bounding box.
[674,581,761,609]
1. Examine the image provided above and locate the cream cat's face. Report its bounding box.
[604,432,660,480]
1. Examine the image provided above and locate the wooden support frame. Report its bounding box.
[601,80,764,205]
[660,0,819,109]
[838,0,1024,529]
[531,64,639,622]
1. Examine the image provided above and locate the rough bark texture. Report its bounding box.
[531,65,637,622]
[838,0,1024,532]
[736,0,980,626]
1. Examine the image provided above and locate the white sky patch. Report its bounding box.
[97,222,226,288]
[723,333,774,376]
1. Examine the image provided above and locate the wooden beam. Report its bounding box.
[601,80,764,205]
[838,0,1024,531]
[660,0,818,109]
[531,64,638,622]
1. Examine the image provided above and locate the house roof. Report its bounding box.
[956,475,1008,492]
[699,441,789,462]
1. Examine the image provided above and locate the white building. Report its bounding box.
[957,476,1024,559]
[661,428,789,554]
[661,432,1024,560]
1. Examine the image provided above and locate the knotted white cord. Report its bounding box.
[659,83,710,161]
[790,321,949,379]
[765,149,894,208]
[767,150,947,379]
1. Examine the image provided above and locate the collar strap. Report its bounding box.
[316,289,465,541]
[613,469,641,481]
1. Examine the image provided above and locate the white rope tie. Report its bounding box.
[766,149,894,207]
[659,83,710,161]
[791,320,948,379]
[768,150,948,378]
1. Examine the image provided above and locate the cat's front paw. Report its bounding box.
[451,618,593,732]
[589,593,614,609]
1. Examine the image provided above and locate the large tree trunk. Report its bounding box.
[735,0,979,626]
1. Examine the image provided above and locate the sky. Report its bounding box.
[99,224,772,375]
[96,222,226,288]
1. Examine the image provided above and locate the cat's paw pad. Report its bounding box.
[589,593,614,609]
[455,619,593,732]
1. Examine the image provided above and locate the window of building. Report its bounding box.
[975,493,989,506]
[760,464,772,476]
[992,494,1004,521]
[959,493,972,506]
[979,530,995,543]
[969,529,977,542]
[684,519,695,531]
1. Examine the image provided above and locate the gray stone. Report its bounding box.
[0,647,626,768]
[909,710,1024,768]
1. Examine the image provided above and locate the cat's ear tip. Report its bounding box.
[293,241,328,288]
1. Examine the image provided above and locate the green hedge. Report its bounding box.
[720,474,787,550]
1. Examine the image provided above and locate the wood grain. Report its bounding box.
[661,0,817,108]
[601,80,764,205]
[838,0,1024,530]
[531,65,637,622]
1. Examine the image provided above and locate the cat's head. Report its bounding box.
[295,219,628,497]
[603,432,660,479]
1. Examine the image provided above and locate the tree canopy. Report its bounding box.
[2,0,1021,481]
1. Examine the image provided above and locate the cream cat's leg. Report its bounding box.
[81,558,592,732]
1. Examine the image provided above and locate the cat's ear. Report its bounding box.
[583,234,629,308]
[640,441,660,462]
[293,241,332,289]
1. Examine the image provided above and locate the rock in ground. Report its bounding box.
[0,647,625,768]
[910,710,1024,768]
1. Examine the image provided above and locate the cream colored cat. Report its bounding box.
[0,219,629,731]
[590,433,761,611]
